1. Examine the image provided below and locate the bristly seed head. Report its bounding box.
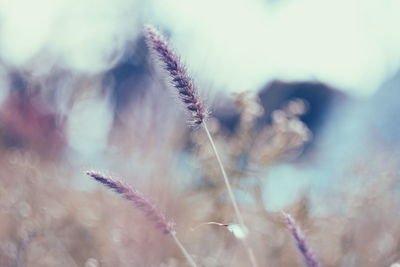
[86,171,176,235]
[144,24,208,125]
[283,212,321,267]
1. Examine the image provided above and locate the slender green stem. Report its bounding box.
[203,121,258,267]
[203,122,245,227]
[170,231,197,267]
[242,238,259,267]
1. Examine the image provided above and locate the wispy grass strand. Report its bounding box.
[145,24,258,267]
[86,171,197,267]
[283,212,321,267]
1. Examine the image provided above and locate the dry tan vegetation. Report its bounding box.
[1,89,399,267]
[0,26,399,267]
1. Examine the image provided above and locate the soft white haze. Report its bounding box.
[154,0,400,96]
[1,0,396,213]
[0,0,399,96]
[0,0,140,73]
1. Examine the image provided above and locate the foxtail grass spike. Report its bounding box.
[145,25,208,125]
[86,171,175,235]
[283,212,321,267]
[145,24,257,267]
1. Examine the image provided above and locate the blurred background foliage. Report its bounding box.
[0,0,400,266]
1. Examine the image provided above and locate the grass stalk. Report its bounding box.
[145,25,258,266]
[171,231,197,267]
[283,212,321,267]
[203,122,245,227]
[203,122,258,267]
[86,171,197,267]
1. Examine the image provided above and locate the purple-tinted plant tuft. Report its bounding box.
[145,25,208,125]
[283,212,321,267]
[145,24,257,267]
[86,171,175,234]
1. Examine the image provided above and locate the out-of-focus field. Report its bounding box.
[1,67,400,267]
[1,1,400,264]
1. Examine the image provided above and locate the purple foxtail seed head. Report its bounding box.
[283,212,321,267]
[144,24,208,125]
[86,171,175,234]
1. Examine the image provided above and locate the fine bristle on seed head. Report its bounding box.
[86,171,175,234]
[283,212,321,267]
[144,24,208,125]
